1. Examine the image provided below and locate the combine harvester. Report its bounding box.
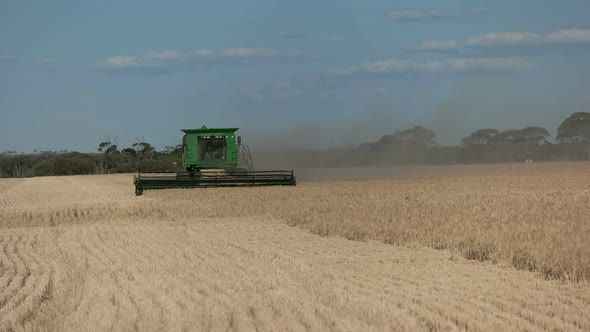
[134,126,296,195]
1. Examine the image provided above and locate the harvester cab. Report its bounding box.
[181,127,253,174]
[133,126,295,195]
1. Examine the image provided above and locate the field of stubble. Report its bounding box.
[1,162,590,331]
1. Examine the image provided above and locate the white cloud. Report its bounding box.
[0,56,16,61]
[465,29,590,47]
[386,11,449,22]
[218,48,302,58]
[102,52,181,69]
[334,57,532,75]
[546,29,590,44]
[419,40,459,51]
[143,50,180,60]
[415,28,590,56]
[446,57,533,72]
[465,32,541,46]
[103,56,141,68]
[320,36,345,44]
[388,7,487,23]
[359,60,445,73]
[189,49,215,58]
[98,48,309,70]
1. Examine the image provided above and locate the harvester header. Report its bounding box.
[133,126,296,195]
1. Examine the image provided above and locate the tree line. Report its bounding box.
[361,112,590,150]
[2,112,590,178]
[258,112,590,168]
[0,138,182,178]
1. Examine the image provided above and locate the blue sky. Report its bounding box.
[2,0,590,152]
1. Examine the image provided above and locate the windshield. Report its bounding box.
[198,137,226,161]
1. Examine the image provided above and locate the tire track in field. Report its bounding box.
[137,225,244,329]
[220,223,445,329]
[263,221,589,331]
[0,235,26,310]
[92,228,142,331]
[191,223,435,330]
[12,234,54,326]
[216,222,465,330]
[62,226,193,331]
[0,195,16,209]
[325,258,538,331]
[0,191,23,211]
[63,227,138,331]
[62,228,116,329]
[179,220,421,330]
[435,266,590,330]
[0,233,55,331]
[2,219,590,331]
[132,223,296,330]
[0,179,23,209]
[0,236,17,304]
[180,219,590,331]
[112,226,193,330]
[102,227,159,331]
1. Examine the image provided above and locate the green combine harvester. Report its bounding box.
[133,126,296,195]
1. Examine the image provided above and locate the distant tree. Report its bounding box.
[2,155,35,177]
[98,140,118,155]
[518,127,550,144]
[97,136,120,173]
[163,145,183,156]
[121,147,137,159]
[375,134,402,147]
[482,127,550,145]
[461,129,499,146]
[118,147,140,172]
[557,112,590,143]
[395,126,437,148]
[494,129,526,144]
[32,159,54,176]
[53,153,94,175]
[375,126,437,148]
[132,140,155,160]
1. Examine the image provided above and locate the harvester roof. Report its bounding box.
[181,126,239,135]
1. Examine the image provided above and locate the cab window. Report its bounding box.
[198,137,226,161]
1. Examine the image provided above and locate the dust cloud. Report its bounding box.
[246,111,407,150]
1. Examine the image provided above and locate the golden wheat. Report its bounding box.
[1,163,590,331]
[3,167,588,282]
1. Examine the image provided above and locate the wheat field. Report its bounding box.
[1,163,590,331]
